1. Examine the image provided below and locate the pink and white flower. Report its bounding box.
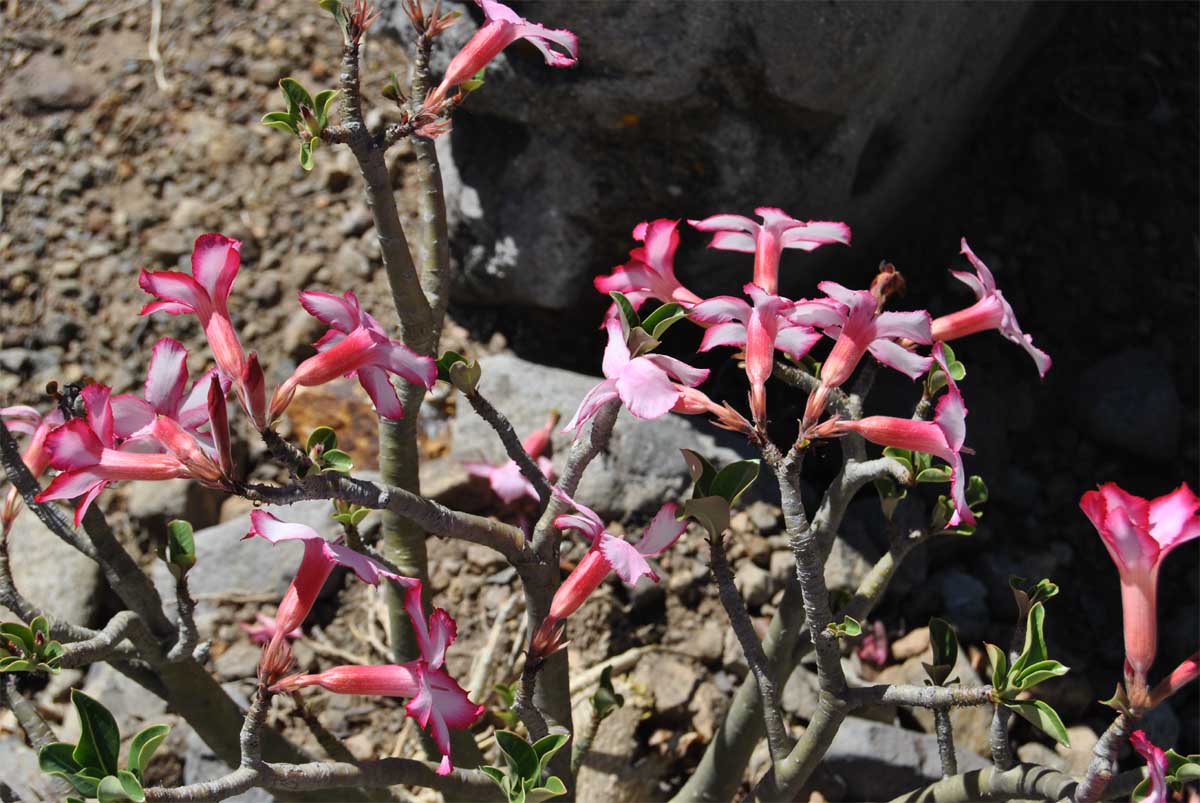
[240,613,302,646]
[931,239,1051,377]
[1,405,65,534]
[594,219,703,319]
[1079,482,1200,703]
[464,412,557,504]
[270,290,437,422]
[691,284,842,424]
[423,0,577,110]
[562,318,709,436]
[1129,730,1169,803]
[689,208,850,295]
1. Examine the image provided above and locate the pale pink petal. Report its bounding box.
[248,510,322,545]
[178,369,229,431]
[874,310,933,343]
[601,318,631,378]
[190,234,242,305]
[600,533,658,585]
[594,266,640,295]
[615,358,679,420]
[299,290,361,334]
[138,270,209,316]
[816,280,863,308]
[139,301,193,316]
[689,214,760,234]
[0,406,41,435]
[377,342,438,389]
[634,502,686,556]
[689,295,750,324]
[325,542,412,587]
[959,239,997,294]
[110,395,155,440]
[36,469,106,506]
[1148,484,1200,551]
[948,268,987,299]
[422,608,458,670]
[780,220,852,250]
[357,366,405,420]
[1130,731,1168,803]
[144,337,190,415]
[933,387,967,453]
[708,231,757,252]
[463,462,496,479]
[519,25,579,67]
[561,378,619,435]
[699,321,748,351]
[44,419,104,468]
[945,452,975,527]
[867,339,933,379]
[774,325,823,360]
[81,384,115,447]
[637,219,680,274]
[490,461,532,504]
[784,299,846,329]
[641,354,710,387]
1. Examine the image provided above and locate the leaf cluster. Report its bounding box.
[481,732,569,803]
[302,426,354,476]
[261,78,340,170]
[0,615,64,674]
[678,449,760,535]
[986,598,1071,746]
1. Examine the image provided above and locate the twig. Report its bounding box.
[990,703,1015,770]
[166,575,199,662]
[1074,713,1136,803]
[890,762,1145,803]
[1,676,76,799]
[568,645,658,696]
[59,610,146,667]
[0,525,97,642]
[772,360,852,416]
[845,683,994,710]
[147,0,172,93]
[463,390,554,506]
[934,709,957,777]
[513,658,550,741]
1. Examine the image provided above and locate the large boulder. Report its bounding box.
[0,512,103,627]
[383,1,1043,310]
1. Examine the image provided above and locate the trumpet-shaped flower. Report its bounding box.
[1129,730,1169,803]
[593,220,703,318]
[689,208,850,295]
[240,613,302,646]
[464,412,557,504]
[830,345,973,527]
[270,290,437,422]
[139,234,251,404]
[1079,482,1200,700]
[1,405,65,534]
[1150,652,1199,709]
[424,0,577,110]
[931,239,1051,377]
[546,494,687,623]
[691,284,842,423]
[562,318,709,435]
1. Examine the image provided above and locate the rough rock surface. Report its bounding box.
[0,513,103,627]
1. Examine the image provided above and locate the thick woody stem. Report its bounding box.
[166,575,199,662]
[990,705,1015,770]
[935,709,958,777]
[772,361,852,416]
[709,529,792,763]
[1074,714,1136,803]
[59,610,147,667]
[846,684,993,710]
[464,389,554,506]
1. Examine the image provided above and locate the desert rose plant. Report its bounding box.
[0,2,1195,802]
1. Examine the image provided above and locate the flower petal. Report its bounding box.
[110,395,155,440]
[641,354,709,387]
[377,342,438,389]
[780,220,852,250]
[867,339,933,379]
[959,238,996,294]
[561,378,619,435]
[699,321,748,352]
[601,317,631,378]
[44,419,104,469]
[689,214,759,234]
[138,270,209,317]
[600,533,658,585]
[708,231,757,252]
[247,510,323,545]
[357,366,405,420]
[299,290,361,334]
[615,358,679,420]
[1148,483,1200,552]
[144,337,190,416]
[190,234,242,306]
[774,325,823,360]
[874,310,933,343]
[690,295,750,324]
[634,502,686,556]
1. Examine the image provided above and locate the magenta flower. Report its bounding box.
[240,613,302,646]
[464,412,557,504]
[1,405,65,534]
[423,0,578,110]
[270,290,437,422]
[689,208,850,295]
[562,318,709,436]
[831,345,973,527]
[1150,652,1199,709]
[931,239,1051,377]
[1079,482,1200,702]
[139,234,250,400]
[545,494,687,624]
[593,219,703,319]
[691,284,842,424]
[1129,731,1169,803]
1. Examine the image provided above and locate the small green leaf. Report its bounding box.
[1009,602,1048,680]
[965,475,988,509]
[30,615,50,641]
[591,665,625,720]
[1099,681,1131,715]
[1014,659,1069,690]
[461,67,487,93]
[985,643,1008,694]
[874,478,907,521]
[922,662,955,687]
[480,765,507,788]
[1174,762,1200,783]
[350,508,369,526]
[495,731,541,786]
[321,449,354,474]
[681,495,730,536]
[1004,698,1070,747]
[97,774,130,803]
[626,327,660,358]
[165,520,196,578]
[0,658,38,672]
[448,359,482,393]
[882,447,913,474]
[709,459,760,505]
[493,682,516,708]
[261,111,299,135]
[116,770,145,802]
[71,689,121,776]
[680,449,717,497]
[126,724,170,781]
[608,292,641,334]
[313,89,339,128]
[531,732,569,777]
[0,622,36,654]
[915,466,952,484]
[279,78,314,116]
[527,776,567,801]
[306,426,338,452]
[38,742,82,777]
[299,139,315,171]
[929,618,959,670]
[913,450,932,474]
[827,615,862,638]
[641,302,686,339]
[435,350,469,382]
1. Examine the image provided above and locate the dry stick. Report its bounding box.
[59,610,147,667]
[1074,713,1136,803]
[463,388,555,506]
[1,676,76,799]
[147,0,171,93]
[934,709,958,777]
[568,645,657,697]
[708,529,792,764]
[166,574,199,662]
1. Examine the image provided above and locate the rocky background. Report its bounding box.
[0,1,1196,801]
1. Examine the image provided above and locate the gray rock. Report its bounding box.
[126,478,224,542]
[61,663,170,747]
[451,353,749,518]
[930,570,990,641]
[1079,348,1181,461]
[9,53,99,112]
[183,718,272,803]
[634,654,700,713]
[214,640,264,682]
[782,664,820,719]
[382,2,1039,311]
[823,536,875,595]
[734,562,772,608]
[824,716,990,800]
[0,513,103,626]
[0,736,56,801]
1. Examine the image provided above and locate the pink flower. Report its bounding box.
[594,220,703,319]
[689,208,850,295]
[270,290,437,422]
[109,337,231,450]
[545,494,687,623]
[691,284,842,424]
[1129,730,1169,803]
[856,620,889,668]
[670,387,754,436]
[562,318,709,436]
[831,344,973,527]
[36,385,229,525]
[271,662,482,775]
[802,282,932,426]
[1079,482,1200,701]
[1,405,65,534]
[240,613,302,646]
[139,235,253,409]
[424,0,577,110]
[464,412,558,504]
[931,239,1051,377]
[1150,652,1199,709]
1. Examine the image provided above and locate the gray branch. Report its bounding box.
[1074,713,1136,803]
[846,684,994,710]
[463,389,554,506]
[165,575,199,662]
[890,762,1146,803]
[934,709,957,777]
[1,676,76,799]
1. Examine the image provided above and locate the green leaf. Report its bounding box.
[874,478,907,521]
[913,450,932,474]
[591,665,625,720]
[495,731,540,786]
[0,658,38,672]
[261,111,299,135]
[681,495,730,536]
[608,292,641,334]
[709,460,760,505]
[531,733,569,777]
[915,466,952,484]
[461,67,487,93]
[641,303,687,339]
[1004,699,1070,747]
[110,770,146,802]
[299,139,315,171]
[279,78,314,116]
[30,615,50,641]
[126,724,170,781]
[71,690,121,776]
[448,359,482,393]
[0,622,36,654]
[527,776,567,801]
[1099,681,1132,715]
[350,507,370,526]
[680,449,717,497]
[827,616,862,638]
[985,643,1008,694]
[882,446,913,474]
[39,742,82,777]
[929,618,959,670]
[965,475,988,509]
[321,449,353,473]
[313,89,339,128]
[436,350,469,382]
[922,662,955,687]
[98,773,134,803]
[1174,762,1200,783]
[165,519,196,577]
[1009,602,1048,680]
[1014,659,1069,690]
[480,765,507,788]
[493,682,516,708]
[61,771,101,799]
[306,426,338,452]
